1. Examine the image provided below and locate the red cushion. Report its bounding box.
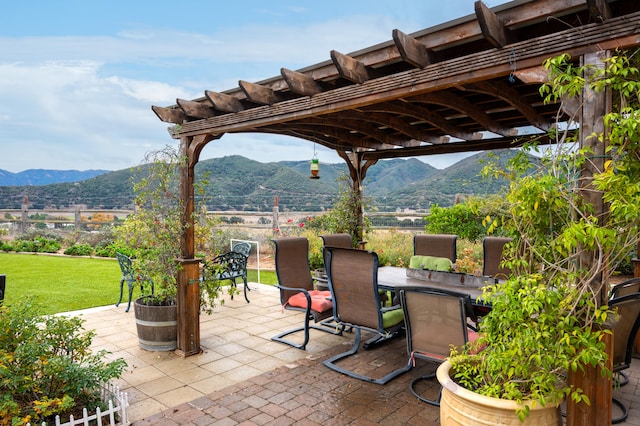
[287,290,332,313]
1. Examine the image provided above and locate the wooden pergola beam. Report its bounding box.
[205,90,244,113]
[475,0,515,48]
[239,80,280,105]
[392,29,433,68]
[330,50,370,84]
[280,68,323,96]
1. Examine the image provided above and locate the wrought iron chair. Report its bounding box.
[413,234,457,262]
[323,247,411,384]
[400,286,479,405]
[271,237,344,350]
[115,252,154,312]
[482,236,513,279]
[609,291,640,424]
[202,249,250,303]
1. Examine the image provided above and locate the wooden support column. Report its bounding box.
[566,50,612,426]
[340,151,377,246]
[176,134,215,357]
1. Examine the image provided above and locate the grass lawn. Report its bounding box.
[0,253,277,315]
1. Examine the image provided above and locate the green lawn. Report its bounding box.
[0,253,277,315]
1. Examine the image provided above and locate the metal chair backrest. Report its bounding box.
[610,277,640,299]
[400,287,475,362]
[232,241,251,257]
[321,233,352,269]
[272,237,314,304]
[326,247,383,332]
[610,292,640,371]
[482,236,512,278]
[413,234,457,262]
[116,252,135,279]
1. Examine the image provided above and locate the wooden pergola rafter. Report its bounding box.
[152,5,640,420]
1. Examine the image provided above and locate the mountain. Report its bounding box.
[0,150,519,211]
[0,169,110,186]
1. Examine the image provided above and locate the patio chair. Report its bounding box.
[609,291,640,424]
[323,247,411,384]
[400,287,479,406]
[413,234,457,262]
[610,277,640,299]
[271,237,344,350]
[482,236,513,279]
[232,241,251,257]
[115,252,154,312]
[316,233,353,289]
[202,249,250,303]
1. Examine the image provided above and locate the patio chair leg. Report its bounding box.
[613,396,629,424]
[323,328,412,385]
[272,315,344,350]
[116,278,125,308]
[410,373,442,406]
[242,277,250,303]
[125,282,134,312]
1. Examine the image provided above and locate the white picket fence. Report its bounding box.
[27,382,129,426]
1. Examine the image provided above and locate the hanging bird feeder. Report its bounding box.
[310,144,320,179]
[310,158,320,179]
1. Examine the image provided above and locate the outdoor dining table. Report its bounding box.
[377,266,494,314]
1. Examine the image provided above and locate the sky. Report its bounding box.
[0,0,510,173]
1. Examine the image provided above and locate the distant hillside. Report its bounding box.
[0,150,520,211]
[0,169,110,186]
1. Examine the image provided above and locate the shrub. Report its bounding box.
[0,298,126,425]
[64,243,94,256]
[365,229,413,267]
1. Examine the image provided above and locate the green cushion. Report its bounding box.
[409,255,453,272]
[382,307,404,329]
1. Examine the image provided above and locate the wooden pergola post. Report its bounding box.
[566,50,612,425]
[341,151,377,247]
[176,134,213,357]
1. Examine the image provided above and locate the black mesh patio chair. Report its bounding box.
[413,234,457,262]
[271,237,344,350]
[316,233,353,289]
[116,252,154,312]
[609,291,640,424]
[482,236,513,279]
[400,286,479,405]
[323,247,411,384]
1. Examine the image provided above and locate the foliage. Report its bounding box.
[0,298,126,425]
[115,146,226,312]
[365,229,412,267]
[63,243,94,256]
[11,237,61,254]
[450,50,640,420]
[455,240,483,276]
[425,194,511,241]
[303,174,372,246]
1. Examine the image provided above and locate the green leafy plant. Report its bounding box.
[64,243,94,256]
[449,49,640,421]
[115,146,228,313]
[0,298,126,425]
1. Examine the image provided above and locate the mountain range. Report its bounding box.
[0,150,518,212]
[0,169,109,186]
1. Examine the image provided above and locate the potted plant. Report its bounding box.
[438,50,640,423]
[116,146,226,351]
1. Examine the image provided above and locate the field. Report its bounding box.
[0,252,276,315]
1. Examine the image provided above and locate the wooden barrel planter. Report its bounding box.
[133,297,178,351]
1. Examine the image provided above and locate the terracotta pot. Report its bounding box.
[436,360,562,425]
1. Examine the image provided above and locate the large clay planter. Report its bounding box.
[436,360,562,425]
[134,297,178,351]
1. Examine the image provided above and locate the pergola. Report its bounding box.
[153,0,639,420]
